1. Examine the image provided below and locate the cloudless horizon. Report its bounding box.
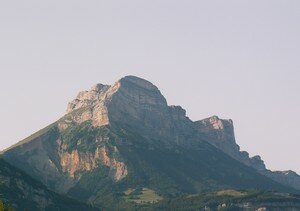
[1,1,299,174]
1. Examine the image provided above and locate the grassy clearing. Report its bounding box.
[215,189,247,197]
[124,188,135,196]
[124,187,163,204]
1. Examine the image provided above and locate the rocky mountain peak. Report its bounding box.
[66,76,167,113]
[116,75,168,106]
[119,75,161,92]
[62,76,173,135]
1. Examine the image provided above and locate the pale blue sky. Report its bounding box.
[0,1,299,173]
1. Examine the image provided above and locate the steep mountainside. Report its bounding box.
[2,76,299,209]
[195,116,300,190]
[0,158,97,210]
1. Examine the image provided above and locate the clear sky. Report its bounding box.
[0,1,299,173]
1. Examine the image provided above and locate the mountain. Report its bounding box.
[0,158,97,210]
[1,75,299,209]
[195,115,300,190]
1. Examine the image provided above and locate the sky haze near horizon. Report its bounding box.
[0,1,300,173]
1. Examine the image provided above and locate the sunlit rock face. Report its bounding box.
[59,144,127,181]
[66,83,112,127]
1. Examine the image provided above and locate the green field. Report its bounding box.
[124,188,163,204]
[215,189,247,197]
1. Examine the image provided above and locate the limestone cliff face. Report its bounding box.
[59,144,127,181]
[62,76,191,142]
[195,115,300,190]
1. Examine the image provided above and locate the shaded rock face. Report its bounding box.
[195,116,262,167]
[269,171,300,191]
[108,76,172,138]
[195,116,239,155]
[195,116,300,190]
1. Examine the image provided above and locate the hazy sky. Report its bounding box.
[0,1,299,173]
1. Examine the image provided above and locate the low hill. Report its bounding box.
[0,158,98,210]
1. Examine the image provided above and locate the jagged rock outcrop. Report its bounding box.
[65,83,112,127]
[195,115,300,190]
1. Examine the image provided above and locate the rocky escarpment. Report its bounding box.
[195,116,300,190]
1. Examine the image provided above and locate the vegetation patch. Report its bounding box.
[124,188,163,204]
[215,189,247,197]
[152,190,300,210]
